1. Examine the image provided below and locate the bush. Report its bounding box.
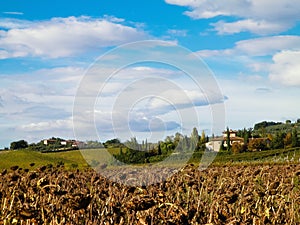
[248,139,267,151]
[232,142,243,154]
[10,140,28,150]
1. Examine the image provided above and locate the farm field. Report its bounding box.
[1,147,300,171]
[0,148,300,224]
[0,150,89,171]
[1,162,300,224]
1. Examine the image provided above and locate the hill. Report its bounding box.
[253,120,300,135]
[1,147,300,171]
[0,149,89,170]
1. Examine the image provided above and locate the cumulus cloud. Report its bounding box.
[145,89,224,114]
[234,36,300,56]
[269,50,300,86]
[0,16,147,58]
[76,63,226,139]
[196,35,300,58]
[19,118,73,132]
[0,90,30,114]
[0,66,83,105]
[0,66,85,138]
[0,18,34,32]
[195,36,300,88]
[18,106,70,120]
[212,19,286,35]
[165,0,300,35]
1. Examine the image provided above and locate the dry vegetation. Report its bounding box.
[1,163,300,224]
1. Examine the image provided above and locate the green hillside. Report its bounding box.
[253,120,300,135]
[0,150,89,170]
[1,147,300,171]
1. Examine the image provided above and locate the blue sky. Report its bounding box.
[0,0,300,147]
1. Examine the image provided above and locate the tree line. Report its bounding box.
[5,119,300,164]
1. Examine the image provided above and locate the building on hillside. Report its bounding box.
[223,130,239,138]
[43,139,86,148]
[222,130,244,147]
[43,139,57,145]
[205,137,223,152]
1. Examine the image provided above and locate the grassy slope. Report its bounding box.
[0,148,122,170]
[214,147,300,163]
[0,150,89,170]
[1,147,300,171]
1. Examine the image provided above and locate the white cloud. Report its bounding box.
[2,12,24,15]
[195,36,300,89]
[165,0,300,34]
[167,29,188,37]
[196,49,232,58]
[0,66,84,127]
[196,35,300,58]
[147,89,223,113]
[0,18,33,29]
[234,36,300,56]
[0,16,147,58]
[19,118,73,132]
[212,19,286,35]
[269,50,300,86]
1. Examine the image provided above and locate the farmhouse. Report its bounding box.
[222,130,244,147]
[205,137,223,152]
[43,139,85,148]
[206,130,245,152]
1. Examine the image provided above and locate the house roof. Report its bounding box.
[223,137,244,141]
[222,129,238,134]
[209,137,223,142]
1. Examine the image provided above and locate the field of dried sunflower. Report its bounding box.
[1,163,300,224]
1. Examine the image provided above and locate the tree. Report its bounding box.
[284,132,292,148]
[86,140,103,149]
[267,133,273,141]
[191,127,199,140]
[104,138,121,148]
[254,121,282,130]
[237,128,250,146]
[272,132,285,149]
[248,139,267,151]
[166,142,175,151]
[259,127,267,138]
[145,139,148,151]
[200,130,206,144]
[174,132,183,147]
[182,135,190,151]
[157,142,162,155]
[243,128,249,144]
[190,127,200,151]
[226,127,231,151]
[126,137,139,150]
[10,140,28,150]
[292,128,298,147]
